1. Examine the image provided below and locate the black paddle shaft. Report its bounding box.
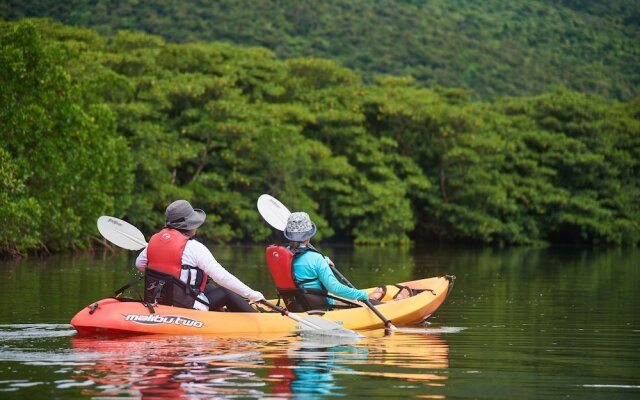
[329,265,395,329]
[330,265,353,287]
[260,300,288,316]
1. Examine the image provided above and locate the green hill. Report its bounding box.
[2,20,639,255]
[2,0,638,100]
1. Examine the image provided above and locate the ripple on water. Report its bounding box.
[0,324,76,342]
[393,326,466,335]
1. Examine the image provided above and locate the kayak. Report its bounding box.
[71,276,455,335]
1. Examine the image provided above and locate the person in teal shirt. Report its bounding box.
[283,212,384,306]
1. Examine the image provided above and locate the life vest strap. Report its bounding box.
[144,268,207,309]
[156,281,166,303]
[296,277,320,285]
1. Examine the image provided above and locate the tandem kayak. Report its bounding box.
[71,276,455,335]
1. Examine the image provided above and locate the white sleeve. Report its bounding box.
[135,247,148,272]
[185,241,262,300]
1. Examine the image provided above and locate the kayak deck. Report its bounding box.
[71,276,454,335]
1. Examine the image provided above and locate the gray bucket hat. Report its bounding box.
[284,212,317,242]
[165,200,206,230]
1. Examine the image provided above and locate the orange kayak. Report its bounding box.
[71,276,454,335]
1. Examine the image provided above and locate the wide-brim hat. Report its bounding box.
[283,212,317,242]
[165,200,206,230]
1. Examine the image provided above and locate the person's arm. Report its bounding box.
[134,247,148,272]
[190,241,264,302]
[314,255,368,301]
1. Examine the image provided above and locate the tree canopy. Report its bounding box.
[1,20,638,256]
[1,0,638,101]
[0,21,132,255]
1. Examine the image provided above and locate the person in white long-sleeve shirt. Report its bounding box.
[135,200,264,312]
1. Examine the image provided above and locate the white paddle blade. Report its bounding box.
[257,194,291,231]
[299,315,364,338]
[97,216,148,250]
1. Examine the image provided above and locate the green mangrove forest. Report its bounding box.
[1,18,638,256]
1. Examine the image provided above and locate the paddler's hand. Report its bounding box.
[248,291,265,303]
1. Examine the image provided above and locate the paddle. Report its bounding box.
[260,300,363,338]
[257,194,289,231]
[97,216,148,250]
[256,194,398,331]
[325,262,397,331]
[96,215,361,336]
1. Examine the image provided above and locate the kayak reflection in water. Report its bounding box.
[269,334,365,396]
[70,335,269,398]
[68,333,449,397]
[268,333,450,396]
[135,200,265,312]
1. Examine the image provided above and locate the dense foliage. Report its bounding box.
[0,21,132,256]
[1,20,638,256]
[1,0,638,101]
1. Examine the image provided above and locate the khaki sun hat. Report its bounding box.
[165,200,206,230]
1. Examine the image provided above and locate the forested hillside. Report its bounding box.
[1,20,638,256]
[1,0,638,100]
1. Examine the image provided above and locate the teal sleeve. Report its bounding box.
[313,255,368,301]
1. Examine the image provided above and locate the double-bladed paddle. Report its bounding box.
[256,194,398,331]
[96,215,361,337]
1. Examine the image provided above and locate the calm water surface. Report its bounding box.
[0,244,638,399]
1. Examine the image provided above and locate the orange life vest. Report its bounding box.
[145,228,208,308]
[147,228,208,292]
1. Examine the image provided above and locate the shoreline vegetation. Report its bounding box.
[1,19,638,257]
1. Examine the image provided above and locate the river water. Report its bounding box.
[0,244,638,399]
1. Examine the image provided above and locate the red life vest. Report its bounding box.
[147,228,207,292]
[265,245,329,312]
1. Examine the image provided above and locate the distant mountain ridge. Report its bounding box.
[1,0,638,100]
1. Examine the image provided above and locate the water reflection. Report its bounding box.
[356,331,449,382]
[268,331,450,397]
[2,246,638,398]
[69,331,450,398]
[71,335,268,398]
[266,334,364,396]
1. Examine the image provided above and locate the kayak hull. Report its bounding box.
[71,276,454,335]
